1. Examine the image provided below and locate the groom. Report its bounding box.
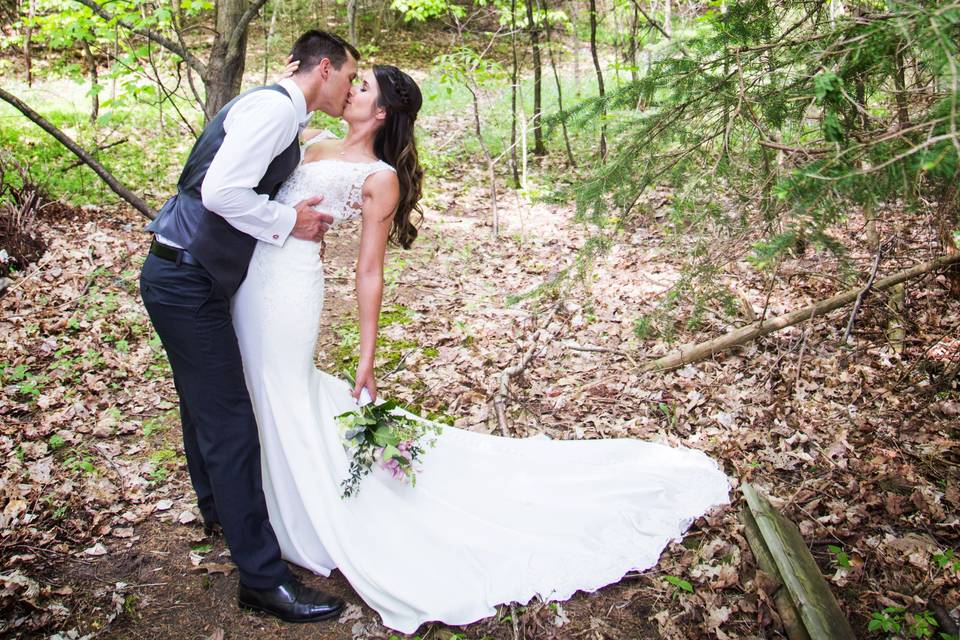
[139,30,359,622]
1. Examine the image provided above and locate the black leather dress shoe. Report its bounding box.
[237,576,345,623]
[202,519,222,537]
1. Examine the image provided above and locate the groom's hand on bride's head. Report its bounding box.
[291,195,335,242]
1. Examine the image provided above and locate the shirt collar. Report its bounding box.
[278,78,310,126]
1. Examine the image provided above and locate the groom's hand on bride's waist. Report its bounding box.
[291,195,335,242]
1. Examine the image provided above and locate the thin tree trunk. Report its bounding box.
[541,0,575,167]
[373,0,389,42]
[111,26,118,101]
[589,0,607,160]
[263,0,279,84]
[663,0,670,36]
[24,0,35,86]
[885,283,905,353]
[893,42,910,129]
[641,253,960,371]
[510,0,521,187]
[347,0,358,45]
[936,169,960,297]
[570,0,581,99]
[81,40,99,122]
[628,1,639,83]
[518,82,528,188]
[0,87,156,218]
[467,85,498,235]
[526,0,545,156]
[864,199,879,249]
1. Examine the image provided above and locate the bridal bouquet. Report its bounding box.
[335,397,442,498]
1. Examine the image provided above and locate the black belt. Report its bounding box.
[150,238,201,266]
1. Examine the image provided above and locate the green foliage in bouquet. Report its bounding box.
[336,399,442,499]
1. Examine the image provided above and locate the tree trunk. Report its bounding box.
[81,39,99,123]
[24,0,35,87]
[526,0,545,156]
[204,0,250,120]
[347,0,358,46]
[588,0,607,160]
[936,169,960,297]
[111,26,118,101]
[373,0,390,42]
[569,0,581,99]
[262,0,279,84]
[864,200,879,249]
[885,283,905,353]
[73,0,265,121]
[541,0,575,167]
[628,1,639,83]
[893,42,909,129]
[0,87,156,219]
[510,0,521,188]
[467,85,498,236]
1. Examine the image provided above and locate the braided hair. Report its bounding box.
[372,65,423,249]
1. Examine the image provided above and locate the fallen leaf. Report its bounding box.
[338,603,363,624]
[190,563,235,576]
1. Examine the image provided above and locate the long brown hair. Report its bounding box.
[372,65,423,249]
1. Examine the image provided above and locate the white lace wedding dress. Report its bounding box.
[232,152,731,634]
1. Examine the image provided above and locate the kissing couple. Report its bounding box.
[139,29,730,634]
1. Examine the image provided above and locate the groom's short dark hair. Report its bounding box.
[291,30,360,73]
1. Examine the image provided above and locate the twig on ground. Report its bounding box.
[793,311,813,396]
[567,343,639,368]
[842,239,889,344]
[493,306,561,435]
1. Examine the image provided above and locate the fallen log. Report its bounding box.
[741,505,811,640]
[642,253,960,371]
[742,483,855,640]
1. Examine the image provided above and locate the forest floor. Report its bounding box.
[2,71,960,640]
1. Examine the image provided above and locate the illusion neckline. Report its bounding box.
[301,157,385,168]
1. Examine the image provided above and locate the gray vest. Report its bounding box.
[147,85,301,296]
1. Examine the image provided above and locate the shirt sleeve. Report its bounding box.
[200,91,299,246]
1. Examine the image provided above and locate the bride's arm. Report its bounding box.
[353,170,401,402]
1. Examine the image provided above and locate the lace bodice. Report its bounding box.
[275,145,395,228]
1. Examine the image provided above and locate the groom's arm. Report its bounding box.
[201,92,300,246]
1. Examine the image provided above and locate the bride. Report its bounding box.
[232,64,730,634]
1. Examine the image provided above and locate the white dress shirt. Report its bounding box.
[158,78,310,249]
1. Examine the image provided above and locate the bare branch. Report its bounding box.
[627,0,670,40]
[226,0,271,62]
[72,0,207,79]
[0,87,156,219]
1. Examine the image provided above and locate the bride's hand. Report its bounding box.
[352,362,377,403]
[274,56,299,82]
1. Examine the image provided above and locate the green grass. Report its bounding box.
[2,53,621,214]
[1,78,197,207]
[332,304,422,375]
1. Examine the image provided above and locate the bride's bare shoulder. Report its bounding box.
[303,139,342,162]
